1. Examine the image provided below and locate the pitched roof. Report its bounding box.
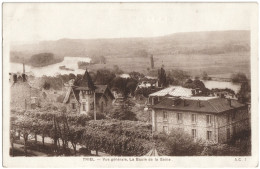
[149,86,193,97]
[77,69,95,90]
[152,97,246,113]
[95,85,108,94]
[11,81,39,97]
[63,86,79,103]
[95,85,115,99]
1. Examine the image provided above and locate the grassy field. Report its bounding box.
[86,51,250,78]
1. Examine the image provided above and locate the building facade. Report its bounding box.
[10,71,41,110]
[151,97,249,143]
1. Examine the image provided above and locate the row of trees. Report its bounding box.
[10,108,153,156]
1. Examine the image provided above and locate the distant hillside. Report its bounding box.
[10,30,250,58]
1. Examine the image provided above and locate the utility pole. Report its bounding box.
[94,90,96,121]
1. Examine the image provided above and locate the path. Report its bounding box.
[13,143,48,156]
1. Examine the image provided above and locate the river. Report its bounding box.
[10,56,91,77]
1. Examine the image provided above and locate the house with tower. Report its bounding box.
[63,69,114,115]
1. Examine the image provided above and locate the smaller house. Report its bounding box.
[10,72,41,110]
[63,69,114,115]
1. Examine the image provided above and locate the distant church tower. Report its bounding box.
[150,54,154,69]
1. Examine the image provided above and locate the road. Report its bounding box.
[16,135,110,156]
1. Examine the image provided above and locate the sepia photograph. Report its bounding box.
[2,2,258,168]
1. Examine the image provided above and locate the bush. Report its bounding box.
[111,110,137,121]
[43,81,51,90]
[166,129,204,156]
[88,111,106,120]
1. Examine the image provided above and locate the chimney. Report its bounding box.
[13,74,17,83]
[22,63,26,82]
[23,63,25,74]
[150,54,154,69]
[192,89,195,95]
[22,74,26,82]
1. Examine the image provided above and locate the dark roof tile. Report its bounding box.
[152,97,246,113]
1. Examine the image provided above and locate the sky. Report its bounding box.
[3,3,254,43]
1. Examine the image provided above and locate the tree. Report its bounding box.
[14,116,35,156]
[95,69,116,85]
[129,71,145,81]
[158,67,167,87]
[201,71,211,80]
[167,69,190,85]
[231,73,248,83]
[110,99,137,121]
[110,77,138,98]
[126,81,138,96]
[111,109,137,121]
[113,65,124,74]
[183,79,206,89]
[237,81,251,103]
[43,81,51,90]
[166,129,204,156]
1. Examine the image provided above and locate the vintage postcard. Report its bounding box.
[2,2,258,168]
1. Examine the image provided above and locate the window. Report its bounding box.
[232,112,236,121]
[101,102,104,113]
[154,97,159,105]
[82,103,86,111]
[177,113,183,123]
[192,129,197,139]
[227,114,230,123]
[71,103,76,109]
[206,115,212,125]
[207,131,212,140]
[232,125,236,136]
[163,111,168,121]
[82,91,86,99]
[90,102,94,110]
[163,126,168,134]
[192,114,197,124]
[31,97,36,104]
[227,128,230,140]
